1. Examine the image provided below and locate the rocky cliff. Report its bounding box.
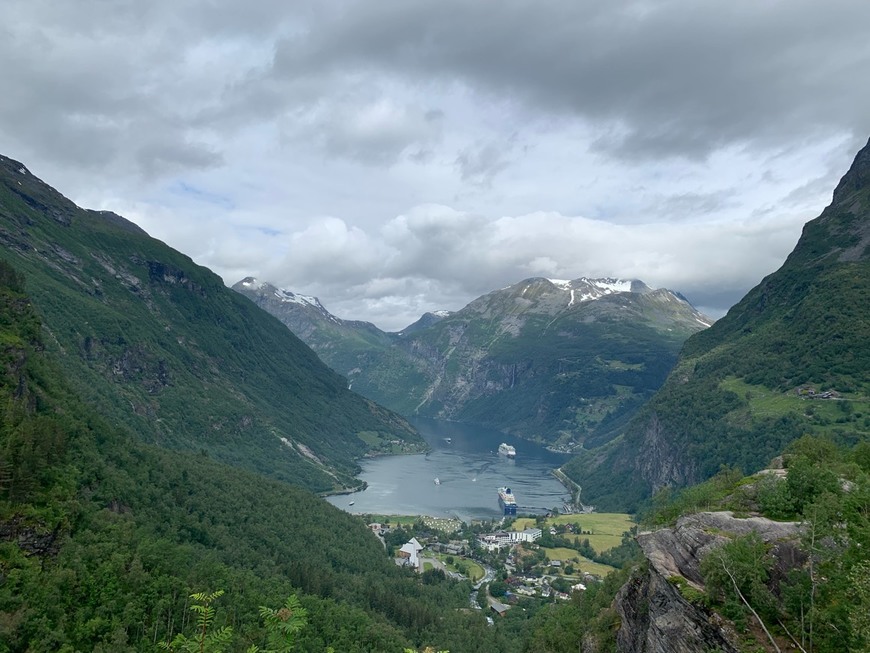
[615,512,803,653]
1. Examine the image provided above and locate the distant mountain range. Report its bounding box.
[565,137,870,510]
[0,153,423,493]
[234,275,712,449]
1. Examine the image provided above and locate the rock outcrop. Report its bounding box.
[615,511,803,652]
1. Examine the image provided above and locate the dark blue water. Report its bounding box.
[326,418,572,522]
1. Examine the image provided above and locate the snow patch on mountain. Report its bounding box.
[274,287,322,309]
[544,277,635,306]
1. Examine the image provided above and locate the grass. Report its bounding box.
[720,377,870,439]
[543,547,581,561]
[512,512,634,553]
[540,547,615,577]
[720,377,808,418]
[433,553,484,582]
[463,559,485,582]
[357,431,383,447]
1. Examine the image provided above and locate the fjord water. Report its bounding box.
[327,418,572,522]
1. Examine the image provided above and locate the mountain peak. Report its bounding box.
[506,276,653,307]
[831,136,870,205]
[784,136,870,268]
[233,278,332,316]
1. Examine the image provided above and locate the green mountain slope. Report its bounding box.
[0,154,423,493]
[236,277,711,450]
[566,137,870,511]
[0,260,506,652]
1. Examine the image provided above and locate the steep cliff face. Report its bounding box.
[615,512,803,653]
[616,568,737,653]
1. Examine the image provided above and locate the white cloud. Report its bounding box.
[1,0,868,331]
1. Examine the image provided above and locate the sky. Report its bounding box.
[2,1,870,331]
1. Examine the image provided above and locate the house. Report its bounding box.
[442,543,463,555]
[489,599,511,617]
[513,585,537,596]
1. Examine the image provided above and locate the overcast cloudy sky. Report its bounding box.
[3,1,869,330]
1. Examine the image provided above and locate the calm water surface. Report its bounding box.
[326,418,571,521]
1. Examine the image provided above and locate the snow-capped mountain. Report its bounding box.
[234,275,712,450]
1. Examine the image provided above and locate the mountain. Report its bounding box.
[398,310,452,335]
[0,154,423,494]
[235,276,711,450]
[0,259,508,652]
[566,137,870,511]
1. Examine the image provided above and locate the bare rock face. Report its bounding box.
[616,512,803,652]
[638,511,803,588]
[636,413,700,494]
[616,568,738,653]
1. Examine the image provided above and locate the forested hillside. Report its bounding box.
[0,154,423,494]
[0,260,509,652]
[566,137,870,511]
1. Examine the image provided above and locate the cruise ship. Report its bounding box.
[498,487,518,515]
[498,442,516,458]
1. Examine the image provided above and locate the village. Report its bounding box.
[364,511,635,618]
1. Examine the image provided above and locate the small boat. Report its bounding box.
[445,437,452,444]
[434,477,441,485]
[348,501,355,506]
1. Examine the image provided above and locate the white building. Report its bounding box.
[478,531,514,551]
[398,542,421,569]
[516,528,542,542]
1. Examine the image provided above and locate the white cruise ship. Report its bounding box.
[498,442,516,458]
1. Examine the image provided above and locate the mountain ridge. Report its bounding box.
[235,274,712,450]
[0,153,424,494]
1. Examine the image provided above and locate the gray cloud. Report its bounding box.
[233,203,808,330]
[456,139,514,186]
[269,0,870,160]
[649,189,739,221]
[1,0,868,330]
